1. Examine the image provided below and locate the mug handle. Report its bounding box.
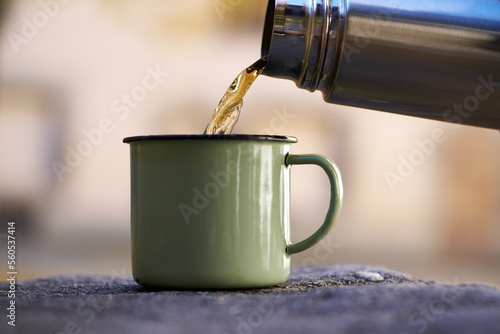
[285,154,344,255]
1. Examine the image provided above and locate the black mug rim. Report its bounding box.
[123,134,298,144]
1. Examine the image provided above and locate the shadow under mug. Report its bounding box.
[124,135,343,289]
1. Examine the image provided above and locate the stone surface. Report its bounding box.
[1,264,500,334]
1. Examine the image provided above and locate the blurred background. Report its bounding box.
[0,0,499,285]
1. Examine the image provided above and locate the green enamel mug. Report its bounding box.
[124,135,343,289]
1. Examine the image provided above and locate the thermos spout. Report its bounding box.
[262,0,500,130]
[261,0,343,92]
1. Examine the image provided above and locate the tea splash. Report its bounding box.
[204,57,267,135]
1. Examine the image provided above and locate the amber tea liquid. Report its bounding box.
[204,57,267,135]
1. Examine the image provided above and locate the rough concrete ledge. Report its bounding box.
[1,264,500,334]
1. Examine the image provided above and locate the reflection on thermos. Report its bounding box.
[261,0,500,129]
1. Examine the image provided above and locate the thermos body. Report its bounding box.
[262,0,500,129]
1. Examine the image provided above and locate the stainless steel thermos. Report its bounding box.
[261,0,500,129]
